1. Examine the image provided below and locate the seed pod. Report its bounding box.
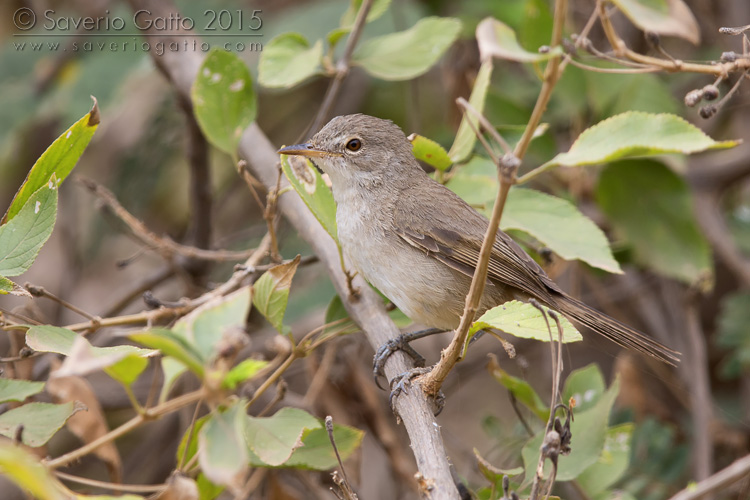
[702,84,719,101]
[684,89,703,107]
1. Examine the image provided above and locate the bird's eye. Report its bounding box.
[346,138,362,152]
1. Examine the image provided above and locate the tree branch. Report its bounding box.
[124,1,460,497]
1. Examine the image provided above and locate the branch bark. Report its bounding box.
[125,1,459,497]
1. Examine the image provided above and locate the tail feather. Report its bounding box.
[554,295,680,365]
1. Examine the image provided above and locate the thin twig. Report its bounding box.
[45,388,205,469]
[456,97,511,155]
[304,0,374,137]
[24,284,99,322]
[54,471,167,494]
[79,177,258,262]
[667,453,750,500]
[422,0,567,398]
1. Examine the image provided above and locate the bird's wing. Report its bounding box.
[393,181,562,302]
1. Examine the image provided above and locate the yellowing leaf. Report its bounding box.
[611,0,700,45]
[252,256,301,334]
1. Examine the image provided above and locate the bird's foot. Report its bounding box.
[373,329,445,389]
[388,367,445,416]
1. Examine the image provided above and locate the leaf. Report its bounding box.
[198,402,248,492]
[0,182,58,277]
[476,17,563,63]
[3,98,99,224]
[475,448,523,486]
[177,414,209,470]
[0,276,31,297]
[409,134,452,171]
[596,160,712,285]
[502,188,622,274]
[252,256,301,334]
[470,300,582,343]
[26,325,154,386]
[284,423,364,470]
[197,473,224,500]
[129,328,205,378]
[0,401,81,447]
[258,33,323,89]
[222,359,268,390]
[610,0,700,45]
[448,60,493,164]
[352,17,462,81]
[544,112,739,169]
[0,379,45,403]
[192,49,256,155]
[577,424,634,496]
[522,377,621,481]
[716,292,750,378]
[561,364,606,413]
[172,286,252,361]
[244,407,321,466]
[0,442,66,500]
[487,355,548,421]
[322,294,358,337]
[281,155,338,241]
[340,0,392,28]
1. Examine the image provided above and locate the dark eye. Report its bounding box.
[346,138,362,152]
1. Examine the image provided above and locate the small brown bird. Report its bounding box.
[279,114,679,373]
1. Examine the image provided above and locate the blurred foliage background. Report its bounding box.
[1,0,750,499]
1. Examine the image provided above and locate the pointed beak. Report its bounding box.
[277,143,336,158]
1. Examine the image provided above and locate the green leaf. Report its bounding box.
[197,473,224,500]
[596,160,712,285]
[352,17,462,81]
[198,401,248,491]
[340,0,391,28]
[716,292,750,378]
[192,49,256,155]
[0,276,31,297]
[543,112,739,170]
[475,448,523,486]
[327,28,351,49]
[448,60,493,164]
[409,134,452,171]
[129,328,205,378]
[322,294,358,337]
[258,33,323,89]
[577,424,634,495]
[284,423,364,470]
[0,182,58,277]
[252,256,301,334]
[0,379,45,403]
[610,0,699,44]
[487,357,548,421]
[522,377,620,481]
[172,286,252,362]
[470,300,582,343]
[3,98,99,224]
[281,155,338,241]
[222,359,268,390]
[561,364,606,413]
[0,442,66,500]
[0,401,80,447]
[245,407,321,466]
[27,325,153,386]
[476,17,563,63]
[502,188,622,274]
[177,414,209,470]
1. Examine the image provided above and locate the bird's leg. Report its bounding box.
[389,367,446,416]
[372,327,445,389]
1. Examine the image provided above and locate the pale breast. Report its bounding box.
[337,201,489,330]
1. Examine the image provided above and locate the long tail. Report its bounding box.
[553,294,680,365]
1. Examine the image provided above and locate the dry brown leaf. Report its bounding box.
[46,366,122,483]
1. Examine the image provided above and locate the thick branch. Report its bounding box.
[124,1,460,497]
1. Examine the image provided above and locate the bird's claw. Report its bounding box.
[388,367,445,416]
[373,335,426,390]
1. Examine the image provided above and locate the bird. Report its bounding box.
[278,114,679,381]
